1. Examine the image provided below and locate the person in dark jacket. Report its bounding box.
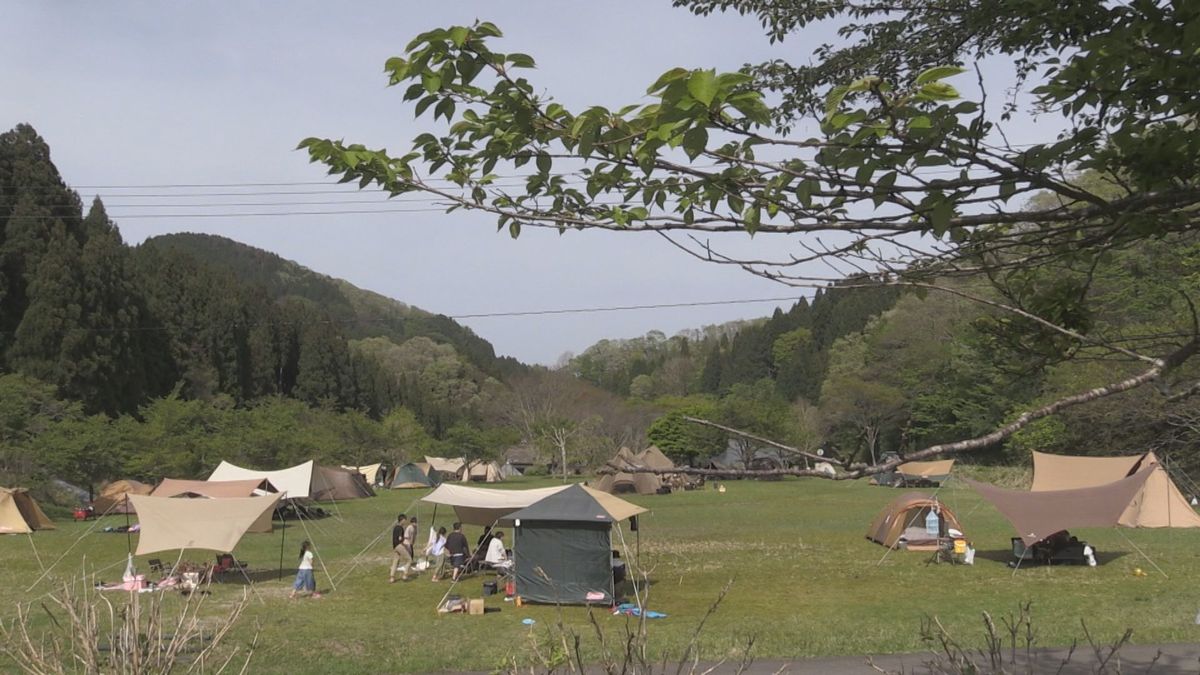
[444,521,470,581]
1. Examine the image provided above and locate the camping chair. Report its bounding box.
[148,558,166,573]
[212,554,248,579]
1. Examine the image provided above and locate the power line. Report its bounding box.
[0,295,808,335]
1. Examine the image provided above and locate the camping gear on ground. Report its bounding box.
[0,487,55,534]
[389,462,442,489]
[865,493,964,551]
[1007,531,1095,567]
[93,480,154,515]
[468,599,485,615]
[613,603,667,618]
[483,581,497,596]
[1030,451,1200,528]
[129,493,282,555]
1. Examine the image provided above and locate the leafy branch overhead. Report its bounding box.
[302,3,1200,467]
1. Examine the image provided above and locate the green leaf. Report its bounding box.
[917,82,960,101]
[999,180,1017,201]
[915,66,967,85]
[647,67,689,94]
[448,26,470,47]
[536,153,551,174]
[508,220,521,239]
[507,53,536,68]
[687,70,719,107]
[421,71,442,93]
[434,97,456,121]
[682,126,708,160]
[824,84,849,119]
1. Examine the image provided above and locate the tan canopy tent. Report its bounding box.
[425,456,467,480]
[592,471,662,496]
[342,463,383,485]
[966,466,1157,546]
[0,487,54,534]
[93,479,154,515]
[465,460,503,483]
[130,493,282,555]
[898,459,955,480]
[151,478,277,532]
[152,478,275,499]
[866,492,964,551]
[1031,451,1200,528]
[420,483,575,525]
[636,446,675,471]
[209,460,316,499]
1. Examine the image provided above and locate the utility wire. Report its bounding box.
[0,296,807,335]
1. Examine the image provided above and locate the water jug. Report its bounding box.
[925,509,940,536]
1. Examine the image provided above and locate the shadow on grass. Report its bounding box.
[973,549,1129,566]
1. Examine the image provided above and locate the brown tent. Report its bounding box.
[311,465,375,500]
[898,459,955,480]
[592,471,662,496]
[866,492,964,551]
[93,479,154,515]
[1031,451,1200,528]
[0,487,55,534]
[966,466,1156,545]
[636,446,676,471]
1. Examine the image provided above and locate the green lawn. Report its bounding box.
[3,476,1199,673]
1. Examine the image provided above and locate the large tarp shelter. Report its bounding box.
[500,484,647,605]
[129,493,282,555]
[151,478,277,532]
[966,466,1156,545]
[420,483,574,525]
[866,492,964,551]
[390,462,441,489]
[152,478,275,499]
[312,465,375,500]
[342,463,383,485]
[0,488,54,534]
[93,480,154,515]
[1031,451,1200,528]
[209,460,317,499]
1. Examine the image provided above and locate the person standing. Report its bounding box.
[445,522,470,581]
[390,514,412,583]
[426,526,448,581]
[289,540,320,599]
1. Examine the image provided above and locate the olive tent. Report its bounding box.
[1030,451,1200,528]
[93,479,154,515]
[0,488,55,534]
[311,465,375,500]
[501,484,647,605]
[389,462,442,489]
[866,492,965,551]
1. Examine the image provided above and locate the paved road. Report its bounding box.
[453,643,1200,674]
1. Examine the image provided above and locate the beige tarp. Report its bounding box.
[425,456,466,477]
[208,460,314,499]
[966,466,1156,545]
[93,479,154,515]
[152,478,274,499]
[421,483,572,525]
[0,488,55,534]
[130,493,281,555]
[1031,451,1200,527]
[151,479,277,532]
[897,459,955,479]
[866,492,964,549]
[422,483,646,526]
[342,463,383,485]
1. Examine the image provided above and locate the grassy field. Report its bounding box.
[3,475,1199,673]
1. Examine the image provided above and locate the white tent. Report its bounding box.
[129,493,281,555]
[425,456,466,479]
[420,483,572,525]
[209,460,315,499]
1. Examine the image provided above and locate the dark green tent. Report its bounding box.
[504,484,644,605]
[389,462,441,489]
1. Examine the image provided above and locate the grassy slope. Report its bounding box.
[3,477,1199,673]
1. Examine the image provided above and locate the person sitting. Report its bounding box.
[484,530,512,572]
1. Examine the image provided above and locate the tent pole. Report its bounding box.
[1119,529,1168,578]
[27,534,45,573]
[278,509,287,581]
[124,495,132,556]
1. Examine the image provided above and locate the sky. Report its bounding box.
[0,2,1060,364]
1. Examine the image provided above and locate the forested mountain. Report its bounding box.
[142,233,523,380]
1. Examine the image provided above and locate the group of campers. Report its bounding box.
[388,514,510,583]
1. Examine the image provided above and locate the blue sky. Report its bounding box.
[0,2,1060,364]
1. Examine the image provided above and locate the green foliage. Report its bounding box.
[646,395,725,464]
